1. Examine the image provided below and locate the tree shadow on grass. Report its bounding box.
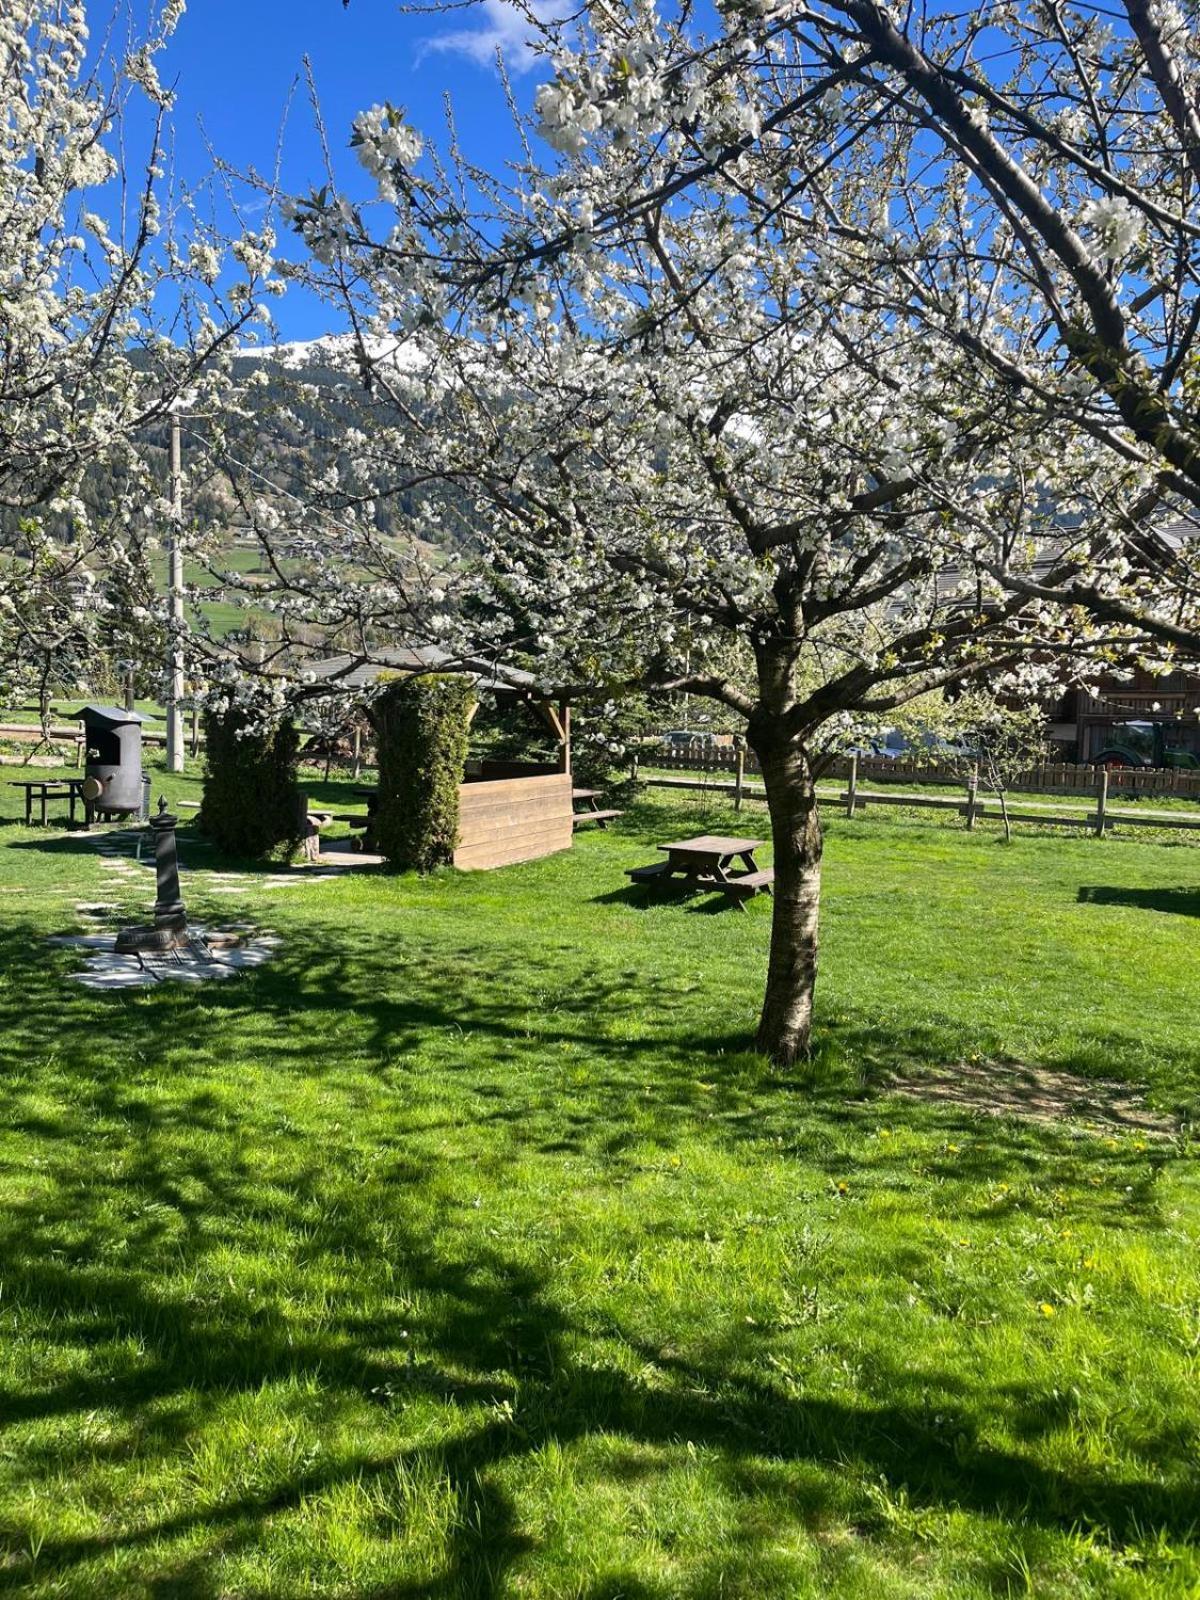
[5,825,299,878]
[590,883,766,915]
[1,919,1184,1191]
[0,1182,1197,1596]
[1078,884,1200,917]
[0,910,1195,1591]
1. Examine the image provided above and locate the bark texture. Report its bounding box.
[750,729,824,1065]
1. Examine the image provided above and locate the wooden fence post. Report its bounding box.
[1094,768,1109,837]
[734,747,745,812]
[846,753,858,819]
[190,704,200,760]
[965,769,979,831]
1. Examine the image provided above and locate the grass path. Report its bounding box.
[0,761,1197,1596]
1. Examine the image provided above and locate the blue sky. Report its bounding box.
[147,0,546,339]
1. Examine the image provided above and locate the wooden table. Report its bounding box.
[9,778,87,826]
[626,833,774,907]
[659,834,763,881]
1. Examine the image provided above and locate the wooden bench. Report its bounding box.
[625,857,773,908]
[574,808,623,829]
[626,861,672,883]
[720,867,775,901]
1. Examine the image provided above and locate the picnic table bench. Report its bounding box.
[9,777,88,826]
[625,834,774,910]
[572,786,623,829]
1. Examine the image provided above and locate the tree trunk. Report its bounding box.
[751,732,824,1065]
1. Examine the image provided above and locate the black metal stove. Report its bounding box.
[73,705,151,820]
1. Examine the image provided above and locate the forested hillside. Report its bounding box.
[0,336,462,683]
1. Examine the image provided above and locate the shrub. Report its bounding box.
[371,675,473,871]
[202,709,302,860]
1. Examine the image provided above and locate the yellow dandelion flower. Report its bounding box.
[1038,1303,1056,1318]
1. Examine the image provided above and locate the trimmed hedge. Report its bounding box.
[371,675,474,871]
[202,709,303,860]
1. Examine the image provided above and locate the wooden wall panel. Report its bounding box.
[454,773,574,870]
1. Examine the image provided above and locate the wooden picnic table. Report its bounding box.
[659,834,762,878]
[572,786,624,829]
[626,833,774,907]
[9,777,87,826]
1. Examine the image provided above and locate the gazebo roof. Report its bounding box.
[304,646,543,697]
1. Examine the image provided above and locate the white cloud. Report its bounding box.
[420,0,555,75]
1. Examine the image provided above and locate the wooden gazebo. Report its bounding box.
[308,647,575,870]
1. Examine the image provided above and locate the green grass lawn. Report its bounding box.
[0,761,1198,1597]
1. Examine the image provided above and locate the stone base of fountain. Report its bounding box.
[50,923,281,989]
[115,914,190,956]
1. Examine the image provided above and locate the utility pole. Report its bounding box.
[166,407,185,772]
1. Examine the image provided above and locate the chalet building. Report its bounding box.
[1046,669,1200,763]
[995,515,1200,765]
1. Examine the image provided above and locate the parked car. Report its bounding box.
[660,729,720,751]
[859,728,972,761]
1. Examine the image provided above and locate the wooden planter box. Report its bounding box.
[454,770,574,870]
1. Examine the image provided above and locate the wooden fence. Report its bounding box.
[640,758,1200,837]
[642,742,1200,801]
[0,720,178,754]
[837,763,1200,835]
